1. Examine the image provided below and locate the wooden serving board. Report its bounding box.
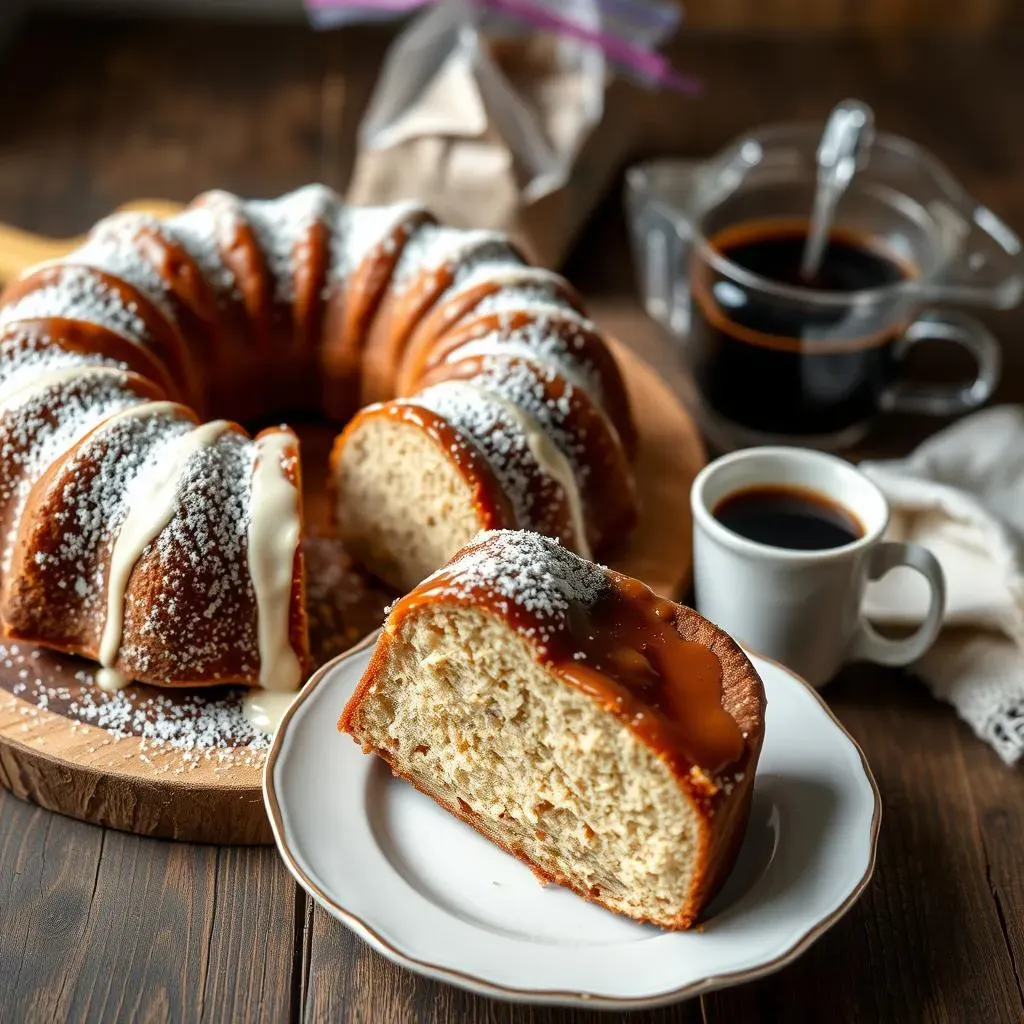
[0,214,706,845]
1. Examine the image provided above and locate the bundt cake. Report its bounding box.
[0,186,637,691]
[339,530,765,930]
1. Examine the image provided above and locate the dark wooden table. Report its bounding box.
[1,17,1023,1023]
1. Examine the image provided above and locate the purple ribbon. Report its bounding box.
[305,0,695,92]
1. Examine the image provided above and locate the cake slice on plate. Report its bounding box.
[339,530,766,930]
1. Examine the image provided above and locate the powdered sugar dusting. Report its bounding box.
[462,355,588,481]
[28,407,195,629]
[473,291,586,322]
[166,206,239,300]
[391,225,511,293]
[0,370,151,572]
[326,201,425,287]
[416,529,607,644]
[445,313,606,403]
[75,212,178,325]
[0,265,149,345]
[245,185,337,304]
[444,263,565,302]
[0,322,126,397]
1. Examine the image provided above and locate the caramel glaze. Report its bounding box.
[393,566,746,780]
[330,401,519,532]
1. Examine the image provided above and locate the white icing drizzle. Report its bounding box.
[241,690,297,734]
[99,417,231,678]
[96,667,131,692]
[440,381,591,559]
[246,431,303,692]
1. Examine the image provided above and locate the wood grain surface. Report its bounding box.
[1,14,1023,1024]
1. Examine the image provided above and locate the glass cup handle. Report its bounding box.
[881,308,1001,416]
[848,541,946,667]
[624,161,701,337]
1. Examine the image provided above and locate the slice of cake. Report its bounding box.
[339,530,766,930]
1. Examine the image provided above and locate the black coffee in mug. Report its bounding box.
[690,218,917,440]
[713,484,864,551]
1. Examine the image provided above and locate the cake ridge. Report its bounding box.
[76,212,179,325]
[98,417,234,691]
[245,185,336,305]
[0,186,636,690]
[0,264,150,345]
[166,206,239,300]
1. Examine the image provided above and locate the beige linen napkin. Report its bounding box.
[862,406,1024,764]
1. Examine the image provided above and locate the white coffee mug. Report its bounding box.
[691,446,946,687]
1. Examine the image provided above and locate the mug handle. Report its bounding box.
[881,308,1001,416]
[848,541,946,667]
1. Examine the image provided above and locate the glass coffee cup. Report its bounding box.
[627,121,1024,450]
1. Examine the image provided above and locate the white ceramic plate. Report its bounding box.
[265,634,881,1009]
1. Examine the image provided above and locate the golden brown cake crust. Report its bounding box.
[0,189,638,691]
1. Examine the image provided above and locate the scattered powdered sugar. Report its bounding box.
[245,185,337,304]
[68,684,272,755]
[0,642,270,765]
[75,212,179,325]
[0,322,125,397]
[0,265,149,345]
[165,206,239,301]
[326,201,425,288]
[420,529,607,643]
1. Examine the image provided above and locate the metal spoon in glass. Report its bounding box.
[800,99,876,281]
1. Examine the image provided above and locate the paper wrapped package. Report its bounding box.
[346,1,641,268]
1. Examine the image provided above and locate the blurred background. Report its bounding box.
[0,0,1020,397]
